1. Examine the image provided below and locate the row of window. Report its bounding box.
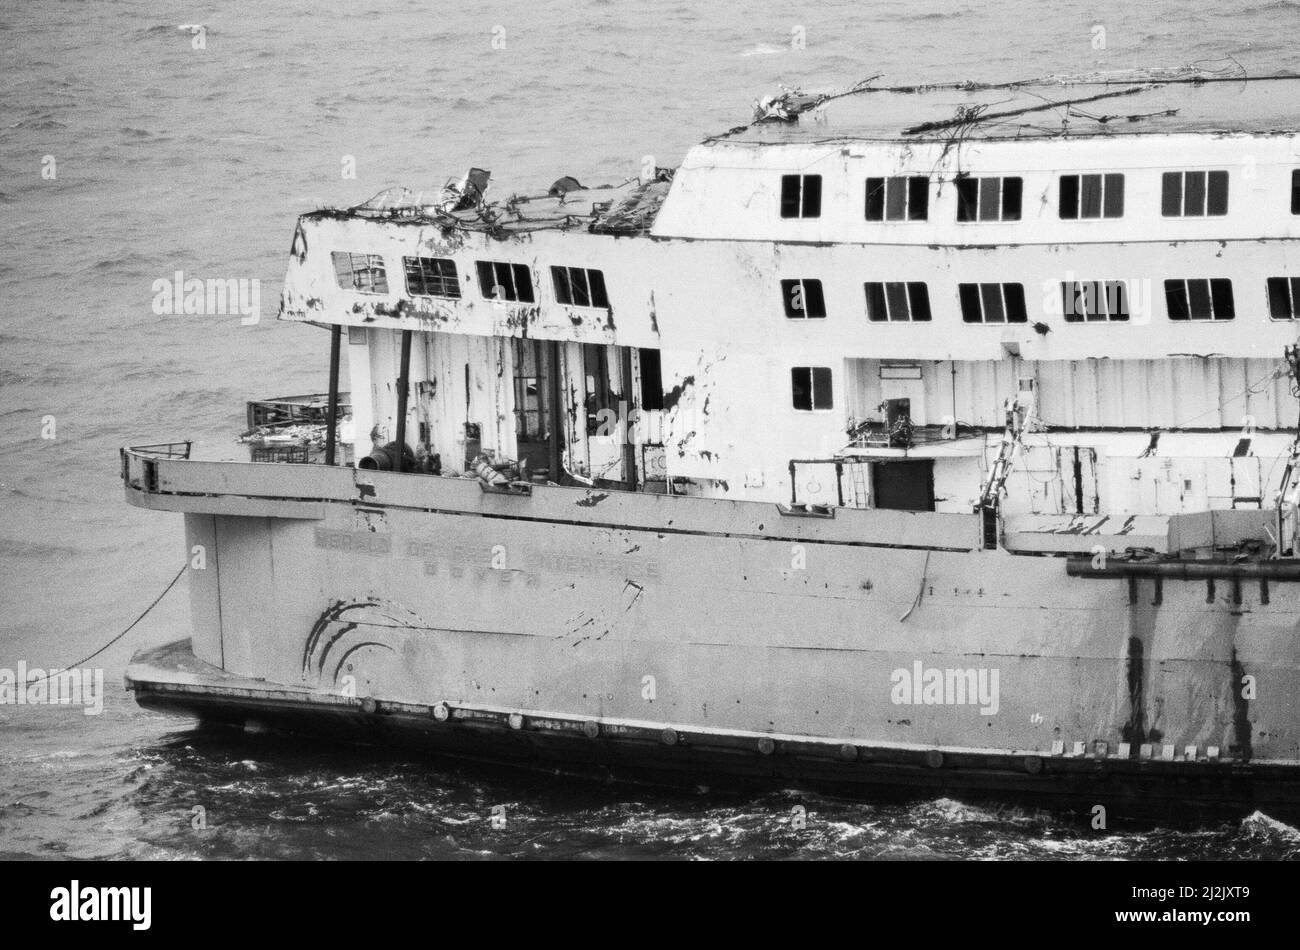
[781,276,1300,323]
[331,252,610,309]
[779,167,1300,222]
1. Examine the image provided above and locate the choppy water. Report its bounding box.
[2,0,1299,859]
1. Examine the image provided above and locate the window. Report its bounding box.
[551,266,609,308]
[1059,174,1124,219]
[865,176,929,221]
[1161,171,1229,217]
[1165,279,1235,320]
[403,256,460,298]
[475,261,534,302]
[958,283,1028,323]
[781,279,827,318]
[956,176,1022,222]
[780,174,822,218]
[331,252,388,294]
[638,348,664,410]
[864,282,932,322]
[1267,277,1300,319]
[1061,281,1131,322]
[791,367,833,410]
[1292,170,1300,215]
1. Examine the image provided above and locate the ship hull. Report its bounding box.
[119,453,1300,824]
[128,639,1300,823]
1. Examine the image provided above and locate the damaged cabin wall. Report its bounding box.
[659,346,846,500]
[362,327,508,474]
[847,357,1294,431]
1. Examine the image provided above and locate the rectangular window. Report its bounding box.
[791,366,833,411]
[1161,171,1229,217]
[1061,281,1130,322]
[1267,277,1300,319]
[1165,278,1235,320]
[1293,170,1300,215]
[780,174,822,218]
[781,278,827,318]
[864,282,932,322]
[551,266,609,308]
[958,283,1028,323]
[402,256,460,298]
[865,176,929,221]
[956,176,1021,222]
[331,252,388,294]
[638,348,664,410]
[475,261,534,302]
[1059,174,1124,219]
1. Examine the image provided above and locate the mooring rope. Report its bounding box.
[24,563,188,686]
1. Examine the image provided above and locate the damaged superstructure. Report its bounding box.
[125,70,1300,821]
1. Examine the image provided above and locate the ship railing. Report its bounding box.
[120,442,193,494]
[125,441,193,460]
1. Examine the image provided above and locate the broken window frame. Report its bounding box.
[864,282,932,322]
[551,266,610,309]
[781,278,827,319]
[1161,170,1229,217]
[1164,278,1235,320]
[402,256,460,299]
[864,176,930,221]
[1060,281,1131,322]
[780,174,822,219]
[1058,173,1125,219]
[331,252,389,294]
[958,283,1028,324]
[511,338,549,442]
[1267,277,1300,320]
[475,260,535,303]
[791,366,834,411]
[955,176,1022,222]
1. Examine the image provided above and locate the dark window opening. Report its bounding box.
[781,278,827,318]
[638,348,664,409]
[1061,281,1130,322]
[865,282,932,321]
[956,176,1022,222]
[959,283,1027,323]
[1268,277,1300,319]
[780,174,821,218]
[1292,170,1300,215]
[331,252,388,294]
[551,266,609,308]
[1162,170,1229,217]
[476,261,534,302]
[1165,278,1235,320]
[865,176,929,221]
[791,366,833,411]
[1059,174,1124,219]
[403,256,460,298]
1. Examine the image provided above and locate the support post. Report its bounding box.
[394,329,412,473]
[620,346,637,491]
[325,324,342,466]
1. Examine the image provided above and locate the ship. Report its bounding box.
[125,70,1300,823]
